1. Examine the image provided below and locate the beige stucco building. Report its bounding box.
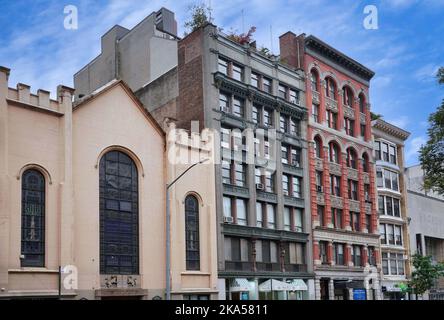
[0,66,218,300]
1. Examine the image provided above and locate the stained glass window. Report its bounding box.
[21,170,45,267]
[185,195,200,271]
[100,151,139,275]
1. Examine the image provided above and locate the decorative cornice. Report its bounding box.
[372,119,411,141]
[305,36,375,81]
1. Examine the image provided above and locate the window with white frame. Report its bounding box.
[382,252,405,275]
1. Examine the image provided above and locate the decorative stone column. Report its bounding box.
[341,152,351,230]
[322,146,333,227]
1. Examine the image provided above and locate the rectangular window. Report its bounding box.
[281,145,289,164]
[384,169,392,189]
[345,118,355,136]
[386,197,393,216]
[251,72,259,88]
[392,172,399,191]
[316,171,323,191]
[387,224,395,245]
[282,174,290,196]
[265,172,274,193]
[278,84,287,99]
[221,127,231,149]
[219,93,229,112]
[353,245,362,266]
[291,148,301,167]
[263,108,273,127]
[332,208,342,229]
[256,202,263,227]
[389,145,397,164]
[348,180,358,200]
[292,177,302,198]
[378,195,385,215]
[218,58,228,75]
[232,97,244,117]
[236,199,247,226]
[294,208,303,232]
[234,162,246,187]
[330,175,341,196]
[267,204,276,229]
[380,224,387,245]
[393,198,401,217]
[284,207,291,231]
[360,124,366,138]
[320,241,328,264]
[318,205,325,227]
[398,254,405,275]
[290,118,299,136]
[335,243,344,265]
[375,141,381,160]
[382,252,389,275]
[366,214,372,233]
[376,169,383,188]
[222,160,231,184]
[223,197,232,218]
[383,143,389,162]
[280,115,288,133]
[312,104,320,123]
[289,89,299,104]
[395,225,402,246]
[350,212,360,231]
[262,77,271,93]
[252,105,260,124]
[232,64,243,81]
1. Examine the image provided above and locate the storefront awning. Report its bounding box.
[230,278,250,292]
[259,279,292,292]
[287,279,308,291]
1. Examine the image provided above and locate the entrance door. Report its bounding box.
[320,279,329,300]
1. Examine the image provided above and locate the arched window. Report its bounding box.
[329,142,340,163]
[314,136,323,158]
[185,195,200,270]
[343,86,354,106]
[362,153,370,173]
[310,69,319,92]
[359,93,366,113]
[100,151,139,275]
[347,148,358,169]
[325,77,336,100]
[21,169,45,267]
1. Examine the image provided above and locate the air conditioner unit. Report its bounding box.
[292,160,300,167]
[256,183,264,190]
[223,216,234,224]
[317,185,323,193]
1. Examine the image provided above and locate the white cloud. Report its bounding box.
[406,136,427,165]
[387,116,409,129]
[414,63,441,83]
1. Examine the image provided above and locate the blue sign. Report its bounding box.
[353,289,367,300]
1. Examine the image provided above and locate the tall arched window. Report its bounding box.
[325,77,336,100]
[314,136,323,159]
[21,169,45,267]
[310,69,319,92]
[343,86,354,106]
[359,93,366,113]
[346,148,358,169]
[100,151,139,275]
[362,153,370,173]
[329,142,340,164]
[185,195,200,270]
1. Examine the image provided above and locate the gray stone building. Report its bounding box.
[74,11,314,300]
[405,165,444,300]
[372,119,411,300]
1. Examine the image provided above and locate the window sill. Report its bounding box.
[9,268,59,274]
[181,271,211,276]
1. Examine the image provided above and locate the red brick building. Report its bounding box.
[280,32,381,300]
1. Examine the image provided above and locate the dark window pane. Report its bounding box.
[185,195,200,270]
[100,151,139,275]
[21,170,45,267]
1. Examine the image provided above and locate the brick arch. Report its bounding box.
[311,129,327,146]
[325,136,344,153]
[340,81,358,98]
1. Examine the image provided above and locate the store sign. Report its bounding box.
[353,289,367,300]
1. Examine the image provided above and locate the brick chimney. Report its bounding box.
[279,32,305,70]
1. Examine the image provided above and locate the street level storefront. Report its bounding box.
[225,278,311,300]
[381,281,409,300]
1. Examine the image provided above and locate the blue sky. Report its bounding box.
[1,0,443,165]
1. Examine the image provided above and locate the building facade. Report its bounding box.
[372,119,411,300]
[280,32,381,300]
[405,165,444,300]
[0,67,218,300]
[75,17,315,300]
